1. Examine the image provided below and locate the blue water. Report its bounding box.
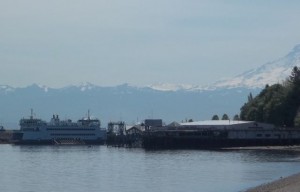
[1,145,300,192]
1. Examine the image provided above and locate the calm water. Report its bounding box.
[1,145,300,192]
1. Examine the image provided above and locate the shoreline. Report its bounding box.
[223,145,300,152]
[245,172,300,192]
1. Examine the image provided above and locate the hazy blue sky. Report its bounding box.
[1,0,300,88]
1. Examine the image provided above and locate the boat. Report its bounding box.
[16,110,107,145]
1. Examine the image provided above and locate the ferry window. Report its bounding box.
[265,134,271,137]
[256,134,262,137]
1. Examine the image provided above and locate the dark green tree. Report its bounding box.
[287,66,300,126]
[212,115,219,120]
[289,66,300,84]
[188,119,193,122]
[240,66,300,127]
[240,84,287,125]
[248,92,253,102]
[222,114,229,120]
[294,108,300,128]
[233,114,240,120]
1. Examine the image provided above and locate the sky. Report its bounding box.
[1,0,300,88]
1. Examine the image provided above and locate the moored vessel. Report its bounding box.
[16,110,106,145]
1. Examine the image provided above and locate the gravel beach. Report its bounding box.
[245,171,300,192]
[231,145,300,192]
[224,145,300,152]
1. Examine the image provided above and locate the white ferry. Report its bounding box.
[17,110,107,145]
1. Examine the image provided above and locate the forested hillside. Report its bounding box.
[240,67,300,127]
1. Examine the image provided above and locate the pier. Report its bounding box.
[106,121,143,147]
[0,129,22,144]
[142,120,300,149]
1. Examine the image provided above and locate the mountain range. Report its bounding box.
[1,45,300,129]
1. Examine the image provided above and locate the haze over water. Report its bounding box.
[1,145,300,192]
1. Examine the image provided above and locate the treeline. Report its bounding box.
[240,66,300,127]
[211,114,239,120]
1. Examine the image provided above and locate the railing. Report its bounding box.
[53,138,86,145]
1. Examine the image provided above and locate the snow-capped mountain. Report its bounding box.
[148,83,198,91]
[212,44,300,89]
[76,82,98,92]
[148,83,216,92]
[36,84,50,92]
[0,85,15,93]
[148,44,300,91]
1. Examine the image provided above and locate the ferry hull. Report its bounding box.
[15,139,106,145]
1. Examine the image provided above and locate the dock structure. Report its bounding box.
[142,120,300,149]
[125,125,144,147]
[0,129,23,144]
[107,121,126,136]
[107,121,128,147]
[0,129,12,144]
[106,121,144,147]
